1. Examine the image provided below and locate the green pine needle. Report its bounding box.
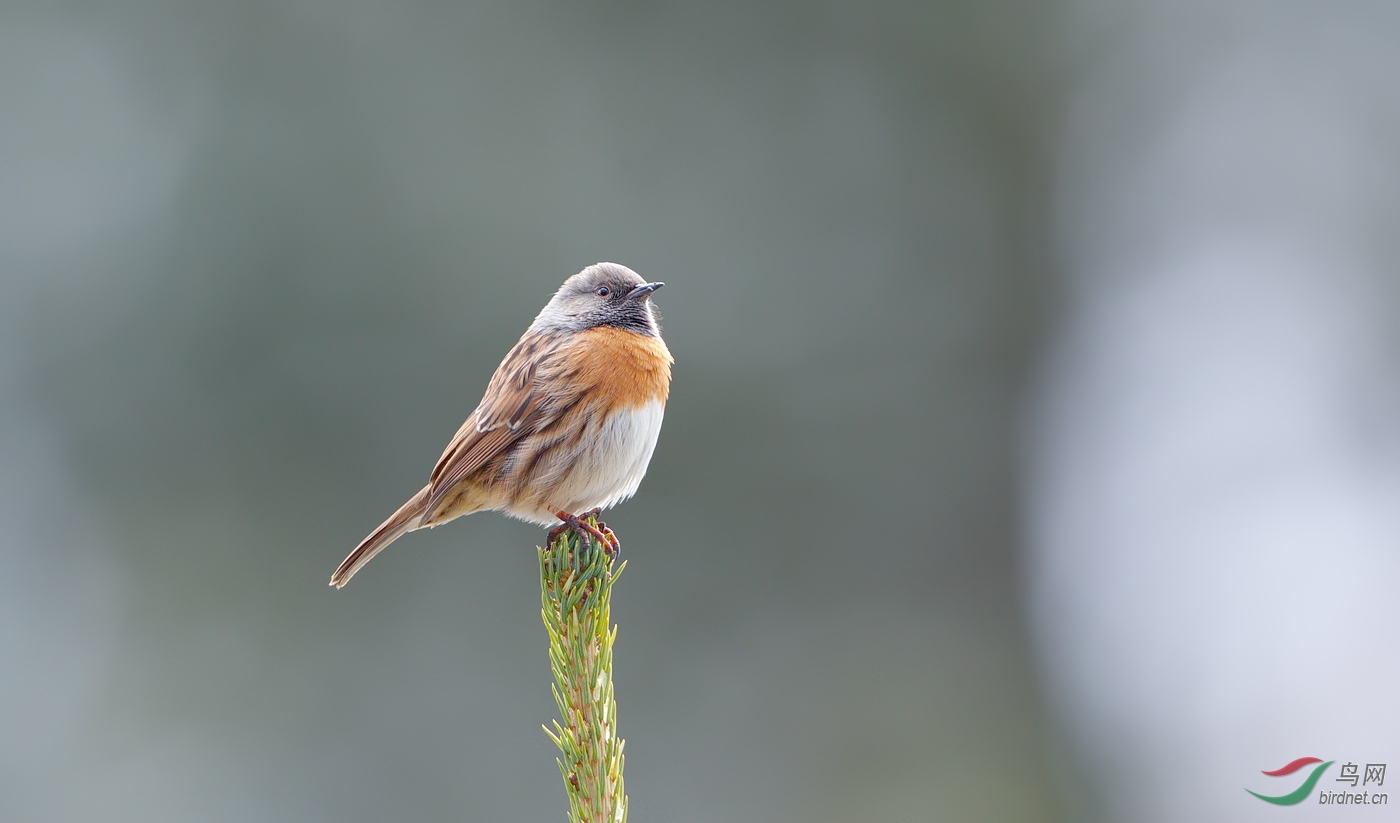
[539,518,627,823]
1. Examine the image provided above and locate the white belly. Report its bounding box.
[508,399,665,524]
[566,399,665,511]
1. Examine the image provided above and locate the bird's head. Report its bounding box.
[532,262,664,337]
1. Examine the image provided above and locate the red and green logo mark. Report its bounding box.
[1247,757,1334,805]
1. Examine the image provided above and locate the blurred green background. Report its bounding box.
[0,2,1068,820]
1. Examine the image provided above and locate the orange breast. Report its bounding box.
[565,326,673,409]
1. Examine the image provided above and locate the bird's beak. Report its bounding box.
[626,282,664,300]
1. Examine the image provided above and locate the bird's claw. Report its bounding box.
[550,509,619,555]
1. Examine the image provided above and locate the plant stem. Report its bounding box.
[539,518,627,823]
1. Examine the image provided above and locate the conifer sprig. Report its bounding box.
[539,518,627,823]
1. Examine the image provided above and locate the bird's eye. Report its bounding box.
[595,286,610,297]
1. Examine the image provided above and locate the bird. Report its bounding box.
[330,262,671,588]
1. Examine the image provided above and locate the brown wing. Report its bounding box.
[421,330,571,520]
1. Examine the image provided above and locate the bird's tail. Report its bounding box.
[330,485,430,588]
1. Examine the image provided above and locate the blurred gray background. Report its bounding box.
[2,1,1398,822]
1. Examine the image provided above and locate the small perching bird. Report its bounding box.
[330,262,671,588]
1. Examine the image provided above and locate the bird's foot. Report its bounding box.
[550,510,618,555]
[580,508,620,555]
